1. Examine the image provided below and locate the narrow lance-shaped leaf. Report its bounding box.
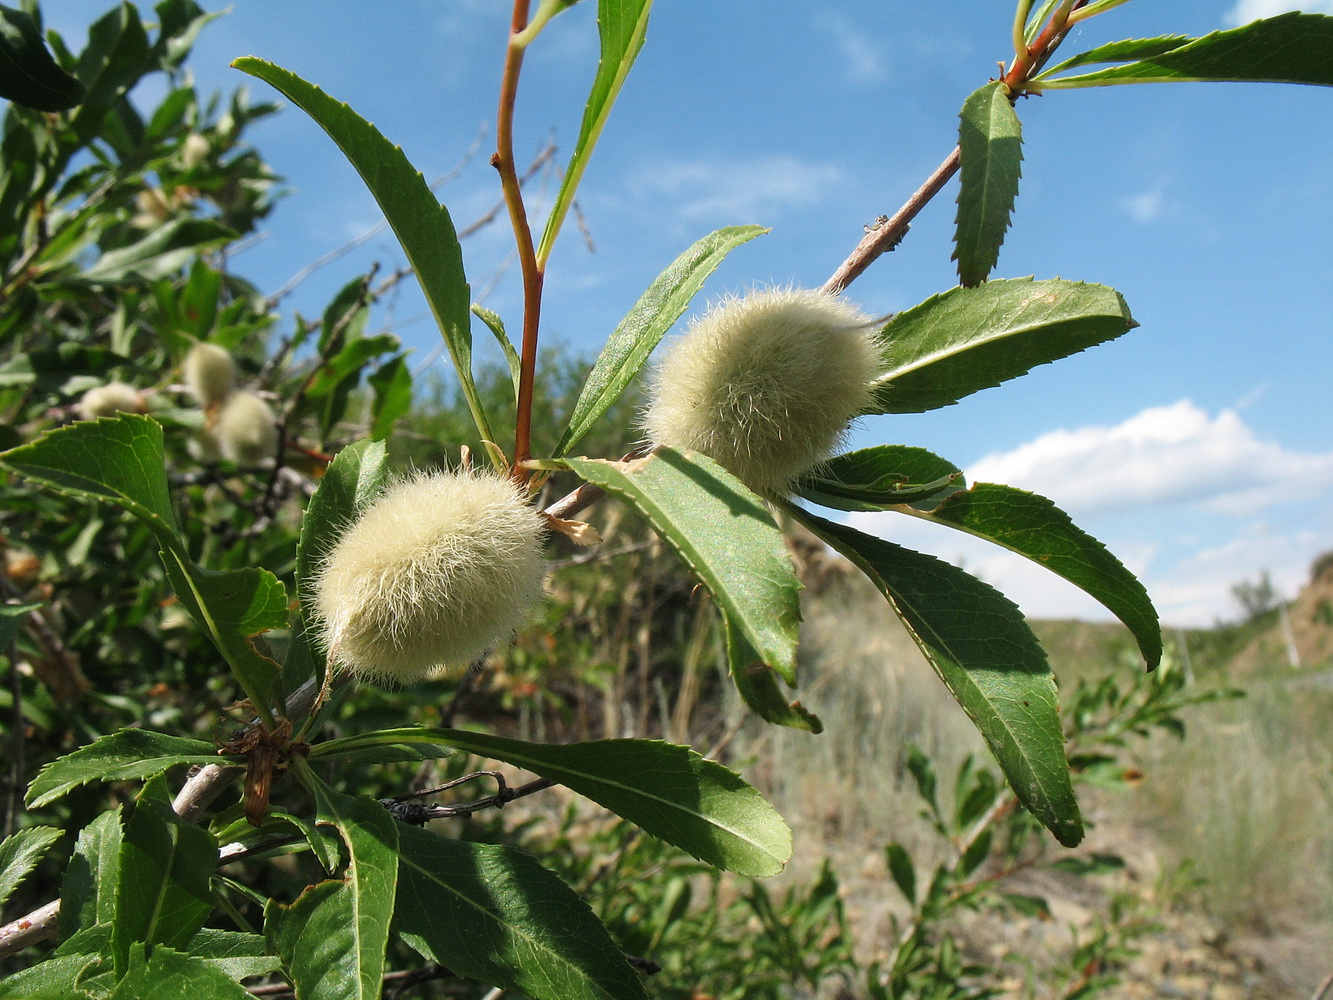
[75,219,237,284]
[273,774,397,1000]
[866,278,1136,414]
[112,775,219,975]
[954,81,1023,287]
[796,445,966,512]
[1,417,286,713]
[724,616,823,734]
[108,944,254,1000]
[1024,0,1064,45]
[232,58,496,451]
[900,483,1162,670]
[184,927,284,982]
[396,825,649,1000]
[472,304,522,401]
[786,507,1083,847]
[59,807,124,938]
[799,449,1161,669]
[560,448,801,684]
[367,355,413,441]
[0,601,41,649]
[536,0,653,264]
[1034,13,1333,89]
[554,225,768,457]
[0,5,87,110]
[310,727,792,877]
[0,826,62,910]
[27,729,227,809]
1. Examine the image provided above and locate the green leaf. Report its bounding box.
[0,826,61,909]
[162,558,288,711]
[267,881,362,1000]
[787,509,1083,847]
[1024,0,1064,45]
[108,944,253,1000]
[1,414,178,528]
[266,808,341,875]
[367,355,413,441]
[723,616,822,733]
[0,600,41,650]
[396,825,649,1000]
[796,445,965,512]
[1,417,286,712]
[0,954,101,999]
[472,304,522,402]
[562,448,801,684]
[185,927,283,980]
[554,225,768,458]
[60,808,123,938]
[112,775,218,974]
[1047,852,1125,877]
[1035,14,1333,89]
[866,278,1137,414]
[0,5,86,110]
[884,842,916,904]
[75,219,237,284]
[232,58,492,445]
[289,439,390,695]
[340,728,791,877]
[536,0,653,264]
[902,483,1162,669]
[27,729,224,809]
[293,781,398,1000]
[953,82,1023,287]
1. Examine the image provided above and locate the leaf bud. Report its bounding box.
[312,469,547,685]
[643,287,880,496]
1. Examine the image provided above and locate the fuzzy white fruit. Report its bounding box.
[183,342,235,408]
[312,470,547,685]
[78,381,141,419]
[643,287,880,496]
[180,133,210,169]
[215,390,279,465]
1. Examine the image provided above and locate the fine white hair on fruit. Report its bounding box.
[642,286,881,496]
[183,342,235,409]
[78,381,142,420]
[215,390,279,465]
[312,469,547,685]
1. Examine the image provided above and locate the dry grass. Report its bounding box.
[724,572,1333,987]
[1130,673,1333,927]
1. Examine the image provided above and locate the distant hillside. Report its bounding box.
[1229,551,1333,674]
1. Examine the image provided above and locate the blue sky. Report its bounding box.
[51,1,1333,629]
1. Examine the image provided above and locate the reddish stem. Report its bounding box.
[493,0,543,484]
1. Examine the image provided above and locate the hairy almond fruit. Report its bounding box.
[312,470,547,685]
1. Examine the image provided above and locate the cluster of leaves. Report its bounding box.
[0,1,1329,998]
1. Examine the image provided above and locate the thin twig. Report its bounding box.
[1312,969,1333,1000]
[266,124,490,307]
[820,146,960,296]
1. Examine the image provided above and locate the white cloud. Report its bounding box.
[816,16,889,86]
[627,156,843,224]
[843,402,1333,627]
[1120,185,1172,225]
[966,400,1333,519]
[1225,1,1333,26]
